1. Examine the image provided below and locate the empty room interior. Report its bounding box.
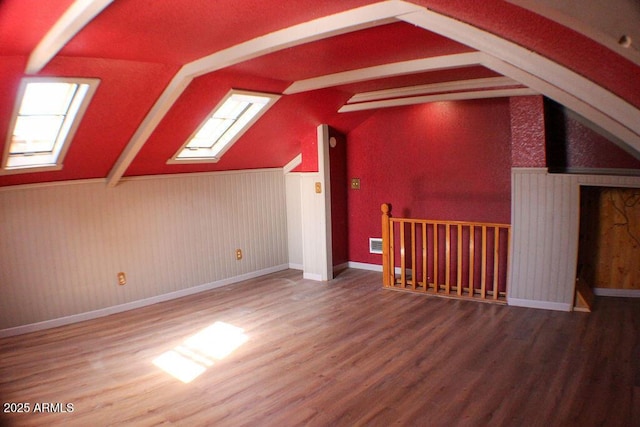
[1,0,639,425]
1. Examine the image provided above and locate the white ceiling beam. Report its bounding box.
[482,56,640,160]
[25,0,114,74]
[106,72,194,187]
[182,0,422,79]
[283,154,303,174]
[506,0,640,67]
[106,1,424,187]
[108,0,640,186]
[347,76,522,104]
[399,7,640,156]
[283,52,483,95]
[339,87,537,112]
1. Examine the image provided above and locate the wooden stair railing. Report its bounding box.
[381,203,511,303]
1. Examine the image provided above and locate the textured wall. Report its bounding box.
[562,115,640,169]
[0,169,287,330]
[328,129,349,267]
[346,99,512,265]
[510,96,546,167]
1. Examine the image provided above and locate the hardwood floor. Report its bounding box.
[1,268,638,426]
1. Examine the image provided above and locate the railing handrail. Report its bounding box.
[389,217,510,229]
[381,203,511,303]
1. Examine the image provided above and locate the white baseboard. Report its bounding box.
[0,264,289,338]
[347,262,410,276]
[593,288,640,298]
[303,272,323,281]
[288,263,303,271]
[347,261,382,272]
[508,297,572,312]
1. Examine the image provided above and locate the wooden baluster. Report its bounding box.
[390,221,395,286]
[422,224,427,292]
[457,224,463,296]
[379,210,510,304]
[445,223,451,295]
[400,221,406,288]
[433,223,438,293]
[481,225,487,299]
[493,227,500,300]
[505,227,511,300]
[411,222,416,290]
[469,225,475,297]
[381,204,391,287]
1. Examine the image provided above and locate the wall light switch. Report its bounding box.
[315,182,322,193]
[117,272,126,286]
[236,249,243,260]
[351,178,361,190]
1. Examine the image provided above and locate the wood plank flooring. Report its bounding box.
[1,268,638,426]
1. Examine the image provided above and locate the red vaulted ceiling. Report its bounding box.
[0,0,639,187]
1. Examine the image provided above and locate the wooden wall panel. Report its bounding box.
[0,170,287,330]
[579,186,640,290]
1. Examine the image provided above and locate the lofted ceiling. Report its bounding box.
[1,0,639,187]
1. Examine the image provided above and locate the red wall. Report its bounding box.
[509,96,640,171]
[563,117,640,170]
[329,129,349,267]
[346,98,512,265]
[510,96,546,167]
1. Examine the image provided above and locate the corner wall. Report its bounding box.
[509,168,640,310]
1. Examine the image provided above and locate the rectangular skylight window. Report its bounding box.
[2,77,99,174]
[169,89,280,163]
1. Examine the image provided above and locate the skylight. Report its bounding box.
[2,78,98,173]
[169,89,280,163]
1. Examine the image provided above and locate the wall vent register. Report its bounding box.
[369,238,383,254]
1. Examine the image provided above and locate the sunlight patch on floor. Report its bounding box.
[153,321,248,383]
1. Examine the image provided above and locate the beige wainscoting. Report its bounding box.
[0,169,287,332]
[510,168,640,311]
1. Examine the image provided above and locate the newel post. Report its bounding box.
[381,203,391,287]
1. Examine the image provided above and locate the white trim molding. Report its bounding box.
[347,76,522,103]
[506,0,640,67]
[348,261,383,272]
[0,264,288,338]
[104,0,640,187]
[508,298,573,312]
[106,1,424,187]
[340,87,537,112]
[593,288,640,298]
[285,52,483,95]
[0,168,282,192]
[283,154,302,174]
[26,0,114,74]
[347,261,408,276]
[399,9,640,156]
